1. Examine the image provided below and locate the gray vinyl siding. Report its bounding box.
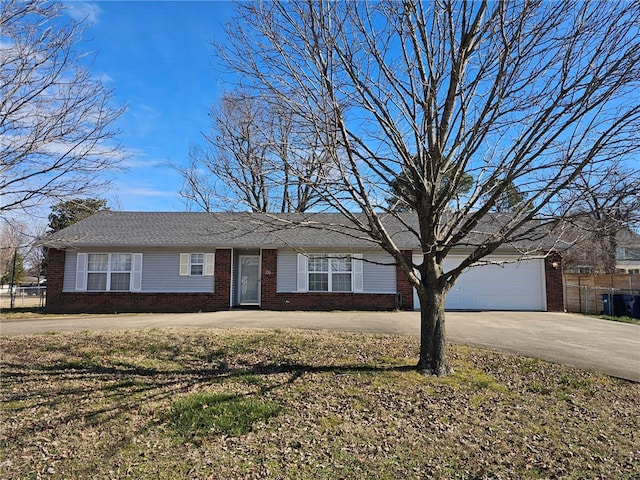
[363,252,396,293]
[142,252,214,292]
[63,251,214,293]
[275,250,396,294]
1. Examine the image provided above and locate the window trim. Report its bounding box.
[87,253,110,291]
[76,252,141,292]
[574,265,593,274]
[190,253,205,276]
[179,252,215,277]
[297,253,363,293]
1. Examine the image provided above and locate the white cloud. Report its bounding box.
[122,157,165,169]
[0,133,124,160]
[120,188,177,198]
[131,104,161,120]
[98,72,114,84]
[64,2,102,25]
[117,147,167,169]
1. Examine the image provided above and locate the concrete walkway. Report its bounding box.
[1,310,638,382]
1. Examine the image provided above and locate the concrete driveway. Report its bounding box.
[1,310,638,382]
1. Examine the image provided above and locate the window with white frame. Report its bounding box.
[190,253,204,276]
[179,252,215,277]
[308,254,353,292]
[87,253,132,291]
[574,266,592,274]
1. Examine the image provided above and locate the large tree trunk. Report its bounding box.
[416,280,452,376]
[605,231,619,275]
[595,227,617,274]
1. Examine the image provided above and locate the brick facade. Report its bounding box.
[45,248,232,314]
[259,248,406,311]
[45,247,65,306]
[544,252,564,312]
[45,247,563,314]
[395,250,415,311]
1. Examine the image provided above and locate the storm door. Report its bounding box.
[238,255,260,305]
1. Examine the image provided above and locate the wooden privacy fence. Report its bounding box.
[563,274,640,315]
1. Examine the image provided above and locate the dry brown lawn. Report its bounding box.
[1,328,638,479]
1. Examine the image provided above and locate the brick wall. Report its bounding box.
[47,247,562,313]
[46,291,228,314]
[545,253,564,312]
[259,248,401,311]
[46,248,65,306]
[214,249,232,308]
[395,250,415,311]
[45,248,232,314]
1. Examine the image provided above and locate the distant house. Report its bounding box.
[563,227,640,274]
[41,211,564,314]
[615,229,640,274]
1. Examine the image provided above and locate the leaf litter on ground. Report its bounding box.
[1,328,638,479]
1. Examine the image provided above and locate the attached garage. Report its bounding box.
[42,211,563,314]
[413,255,547,311]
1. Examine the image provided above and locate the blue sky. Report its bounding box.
[67,1,235,211]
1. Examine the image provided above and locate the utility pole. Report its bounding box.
[9,249,17,309]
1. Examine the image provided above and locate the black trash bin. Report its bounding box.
[622,294,640,319]
[601,294,626,317]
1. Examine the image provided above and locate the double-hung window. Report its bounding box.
[190,253,204,276]
[308,254,353,292]
[87,253,132,291]
[179,252,215,277]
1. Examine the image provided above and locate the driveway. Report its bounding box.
[1,310,638,382]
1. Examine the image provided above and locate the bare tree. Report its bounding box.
[0,0,124,216]
[562,165,640,273]
[0,220,30,289]
[0,222,24,284]
[219,0,640,374]
[24,225,47,284]
[0,219,47,308]
[175,90,328,212]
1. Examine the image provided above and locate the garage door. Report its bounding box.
[413,255,546,311]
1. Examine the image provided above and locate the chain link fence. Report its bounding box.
[0,286,46,309]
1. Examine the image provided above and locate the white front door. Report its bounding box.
[238,255,260,305]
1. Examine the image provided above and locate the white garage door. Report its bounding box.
[413,255,546,311]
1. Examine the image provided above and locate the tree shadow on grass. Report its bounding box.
[1,353,414,445]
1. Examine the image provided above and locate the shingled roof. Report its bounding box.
[40,211,414,249]
[41,210,559,251]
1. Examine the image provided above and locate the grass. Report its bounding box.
[598,314,640,324]
[0,305,47,319]
[168,392,280,440]
[1,328,638,479]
